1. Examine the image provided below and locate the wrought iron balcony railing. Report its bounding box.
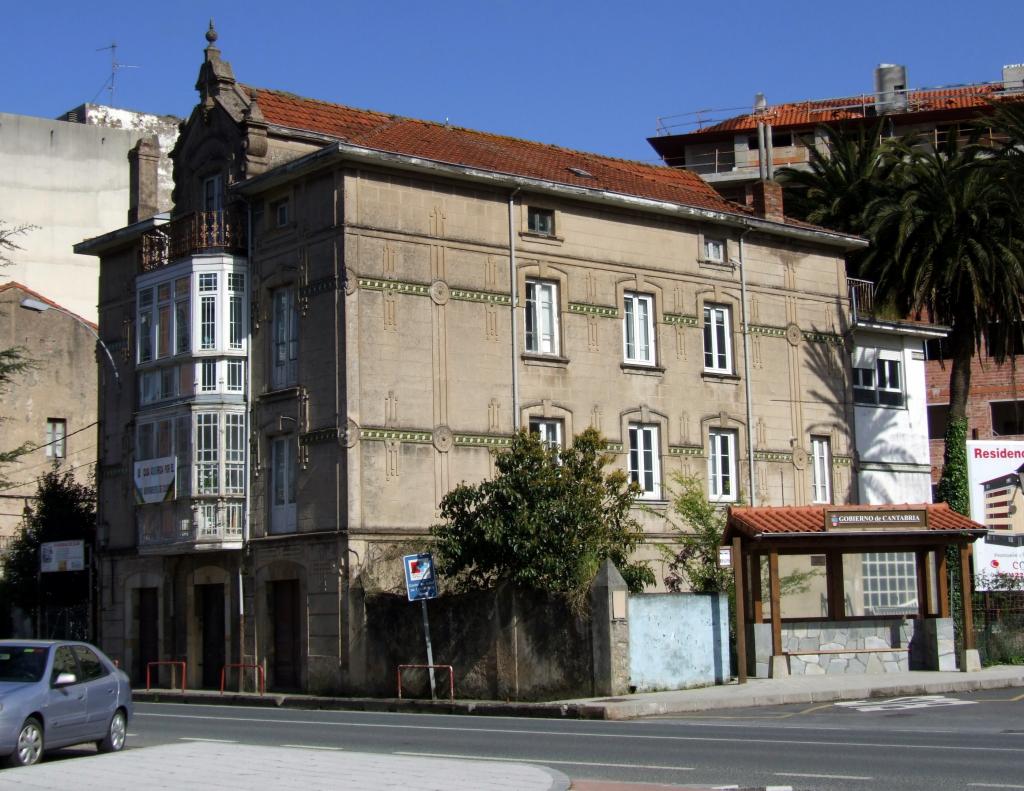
[848,277,875,321]
[141,210,246,271]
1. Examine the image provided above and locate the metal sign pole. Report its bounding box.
[420,599,437,701]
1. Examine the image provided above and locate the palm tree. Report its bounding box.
[861,134,1024,423]
[781,123,1024,509]
[778,122,898,275]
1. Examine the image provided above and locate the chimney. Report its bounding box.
[1003,64,1024,93]
[128,136,160,224]
[751,179,785,222]
[874,64,909,114]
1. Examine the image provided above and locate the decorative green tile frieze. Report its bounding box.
[750,325,787,338]
[358,278,430,297]
[450,288,511,305]
[803,330,842,345]
[360,428,432,443]
[569,302,618,318]
[834,455,853,467]
[301,275,339,299]
[604,442,624,453]
[669,445,704,456]
[754,450,794,463]
[454,433,514,447]
[300,428,341,446]
[663,313,699,327]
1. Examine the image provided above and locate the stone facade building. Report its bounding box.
[77,27,864,693]
[0,104,179,322]
[0,282,101,557]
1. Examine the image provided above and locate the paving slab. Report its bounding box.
[0,741,569,791]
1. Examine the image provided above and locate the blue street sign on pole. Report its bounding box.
[403,552,438,602]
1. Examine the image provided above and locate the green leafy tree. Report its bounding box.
[0,222,37,483]
[660,473,818,596]
[1,469,96,636]
[659,474,733,594]
[431,428,654,607]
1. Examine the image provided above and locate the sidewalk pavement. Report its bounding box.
[0,741,571,791]
[133,664,1024,720]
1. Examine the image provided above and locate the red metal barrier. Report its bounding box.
[146,660,187,692]
[219,663,265,696]
[396,664,455,701]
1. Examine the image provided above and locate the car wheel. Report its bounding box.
[8,717,44,767]
[97,708,127,753]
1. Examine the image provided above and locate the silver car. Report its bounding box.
[0,640,132,767]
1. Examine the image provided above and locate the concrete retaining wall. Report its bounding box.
[627,592,730,691]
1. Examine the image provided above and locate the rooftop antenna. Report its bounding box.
[96,42,138,106]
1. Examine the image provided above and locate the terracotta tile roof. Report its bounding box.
[248,87,756,218]
[690,83,1012,136]
[0,280,97,330]
[726,503,985,540]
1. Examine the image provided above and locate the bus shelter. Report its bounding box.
[723,503,987,681]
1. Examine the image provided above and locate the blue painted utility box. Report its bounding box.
[628,592,730,691]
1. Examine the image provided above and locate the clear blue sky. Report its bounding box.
[4,0,1022,163]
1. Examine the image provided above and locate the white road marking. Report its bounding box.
[776,772,873,780]
[395,751,693,771]
[179,737,238,743]
[136,712,1022,752]
[280,744,344,751]
[968,785,1024,789]
[835,695,976,712]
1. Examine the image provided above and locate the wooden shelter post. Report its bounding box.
[732,537,747,684]
[750,553,763,623]
[936,550,950,618]
[825,551,845,619]
[915,550,932,617]
[959,544,976,650]
[768,549,784,676]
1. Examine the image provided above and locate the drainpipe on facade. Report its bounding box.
[737,230,756,506]
[757,123,768,181]
[241,199,254,676]
[508,189,521,430]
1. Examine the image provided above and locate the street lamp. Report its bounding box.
[19,297,121,387]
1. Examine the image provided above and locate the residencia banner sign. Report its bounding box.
[966,440,1024,590]
[133,456,176,504]
[824,508,928,531]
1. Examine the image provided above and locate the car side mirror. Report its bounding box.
[54,672,77,687]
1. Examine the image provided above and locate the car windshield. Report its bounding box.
[0,646,49,683]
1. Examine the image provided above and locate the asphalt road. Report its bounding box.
[45,691,1024,790]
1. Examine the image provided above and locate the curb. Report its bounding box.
[132,690,604,719]
[133,671,1024,721]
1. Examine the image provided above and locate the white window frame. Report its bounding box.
[529,418,563,451]
[228,273,245,351]
[703,237,726,263]
[810,435,832,504]
[198,273,218,351]
[525,279,559,355]
[623,292,656,366]
[853,354,904,407]
[708,428,738,502]
[628,424,661,500]
[45,418,66,459]
[272,287,299,389]
[703,304,733,373]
